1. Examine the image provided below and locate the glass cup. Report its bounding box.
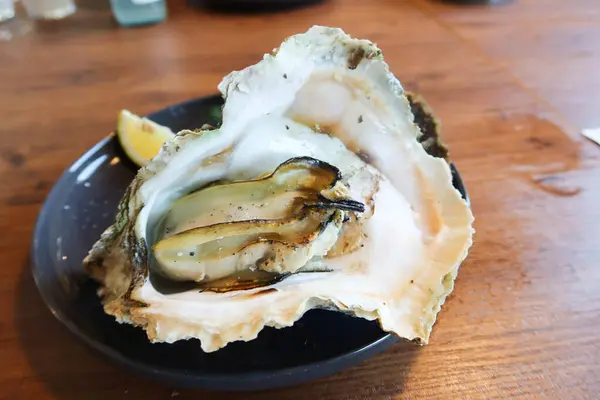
[0,0,32,41]
[21,0,75,20]
[0,0,15,21]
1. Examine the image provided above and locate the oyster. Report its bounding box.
[84,26,474,353]
[153,157,364,283]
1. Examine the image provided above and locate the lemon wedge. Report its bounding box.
[116,110,175,167]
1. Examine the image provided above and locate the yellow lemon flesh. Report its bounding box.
[116,110,175,167]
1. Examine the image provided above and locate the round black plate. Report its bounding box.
[31,95,469,391]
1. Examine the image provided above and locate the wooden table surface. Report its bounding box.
[2,0,600,398]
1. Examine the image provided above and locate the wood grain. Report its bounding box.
[1,0,600,398]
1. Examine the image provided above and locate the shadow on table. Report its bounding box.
[15,260,418,400]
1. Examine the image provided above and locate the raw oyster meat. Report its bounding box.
[84,26,474,352]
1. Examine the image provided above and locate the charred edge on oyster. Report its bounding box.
[277,156,343,181]
[150,156,364,294]
[196,266,335,295]
[347,46,381,70]
[250,288,278,297]
[197,270,291,294]
[313,195,365,213]
[406,92,449,160]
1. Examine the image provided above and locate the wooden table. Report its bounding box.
[2,0,599,398]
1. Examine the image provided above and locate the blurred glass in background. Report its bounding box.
[0,0,32,41]
[0,0,14,20]
[21,0,75,19]
[110,0,166,27]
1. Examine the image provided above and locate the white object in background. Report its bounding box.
[21,0,75,19]
[582,128,600,147]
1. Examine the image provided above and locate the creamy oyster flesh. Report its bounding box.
[152,157,363,282]
[153,207,346,282]
[160,156,360,236]
[84,26,475,353]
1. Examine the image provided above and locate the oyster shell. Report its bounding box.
[84,26,474,352]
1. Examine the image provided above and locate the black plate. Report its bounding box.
[31,95,469,391]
